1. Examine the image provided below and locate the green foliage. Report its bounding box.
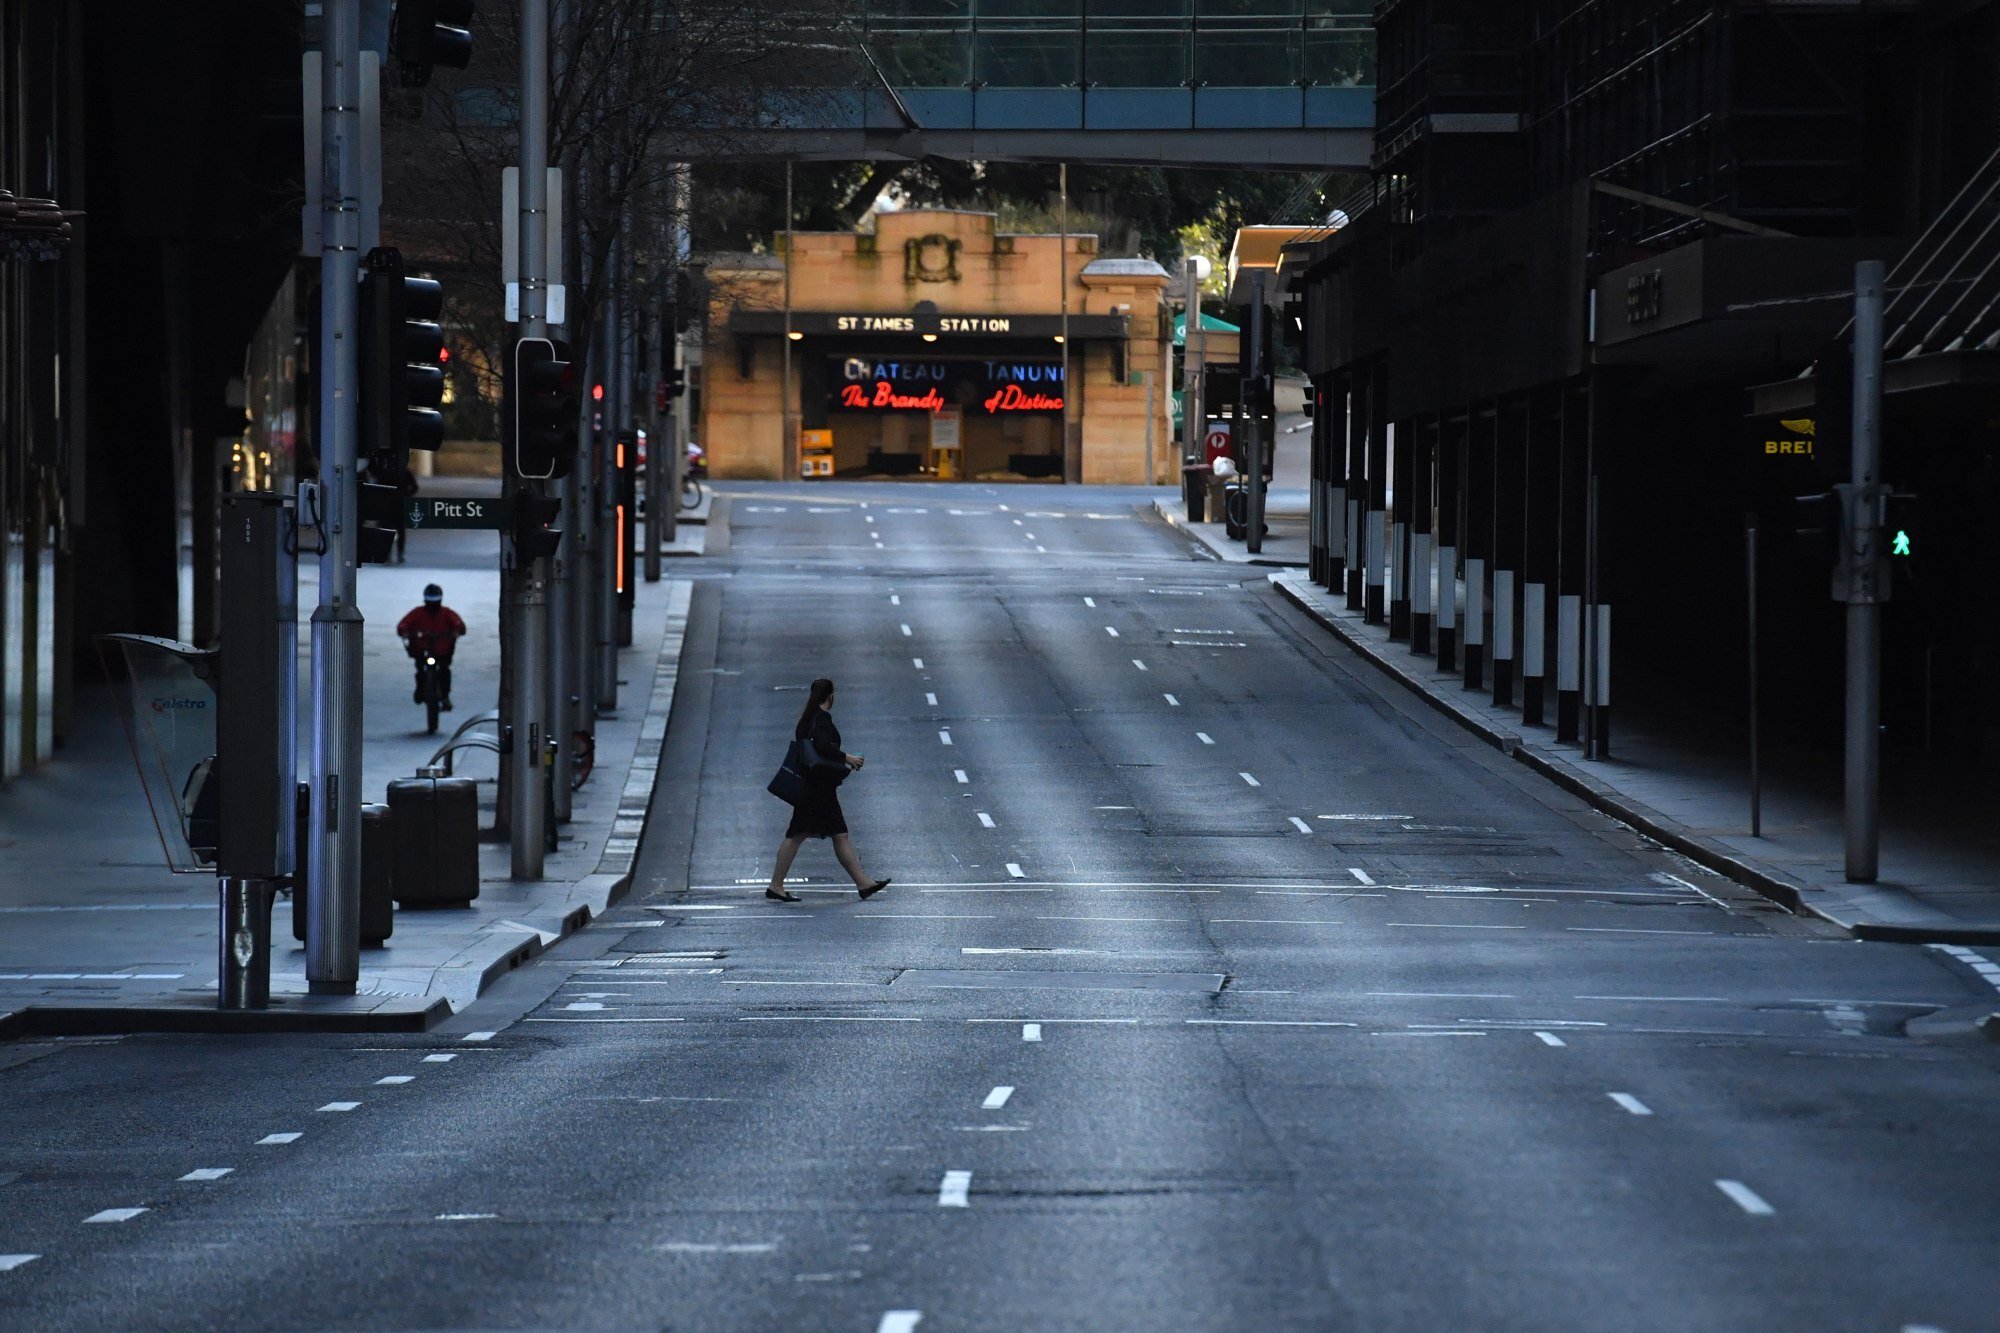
[691,159,1339,274]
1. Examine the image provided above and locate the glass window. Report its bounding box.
[865,0,974,85]
[1194,29,1300,85]
[1087,31,1189,86]
[976,30,1081,86]
[1304,22,1371,87]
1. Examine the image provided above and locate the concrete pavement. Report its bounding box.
[1273,570,2000,954]
[0,477,702,1032]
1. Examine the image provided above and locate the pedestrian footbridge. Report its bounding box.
[758,3,1375,170]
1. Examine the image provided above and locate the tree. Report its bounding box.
[383,0,859,421]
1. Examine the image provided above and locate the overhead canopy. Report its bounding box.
[1174,312,1239,343]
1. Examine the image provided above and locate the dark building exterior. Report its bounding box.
[0,2,302,781]
[1296,0,2000,761]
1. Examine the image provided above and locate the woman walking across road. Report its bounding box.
[767,678,891,903]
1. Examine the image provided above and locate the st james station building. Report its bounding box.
[699,210,1174,483]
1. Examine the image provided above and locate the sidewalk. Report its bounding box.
[1271,570,2000,947]
[1153,494,1310,568]
[0,478,701,1035]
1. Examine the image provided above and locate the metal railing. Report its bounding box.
[859,3,1375,91]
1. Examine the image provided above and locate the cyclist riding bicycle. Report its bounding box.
[396,583,467,711]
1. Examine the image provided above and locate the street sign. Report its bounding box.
[404,496,510,530]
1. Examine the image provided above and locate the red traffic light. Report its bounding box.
[510,337,578,480]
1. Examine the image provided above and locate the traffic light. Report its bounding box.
[512,493,562,562]
[1792,488,1846,566]
[360,247,446,474]
[1885,491,1918,561]
[358,482,404,565]
[390,0,475,85]
[661,367,686,400]
[507,337,578,479]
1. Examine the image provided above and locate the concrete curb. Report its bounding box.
[1150,497,1308,568]
[1,581,698,1041]
[0,996,449,1039]
[1269,572,1853,928]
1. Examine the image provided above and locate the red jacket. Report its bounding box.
[397,605,466,659]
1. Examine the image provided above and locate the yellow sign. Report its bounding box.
[801,428,834,479]
[1764,417,1815,458]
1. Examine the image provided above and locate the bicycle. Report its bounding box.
[680,471,704,512]
[414,654,445,735]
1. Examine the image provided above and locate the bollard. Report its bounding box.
[218,876,276,1010]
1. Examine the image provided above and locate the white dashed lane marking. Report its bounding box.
[423,1053,456,1063]
[1608,1093,1653,1116]
[977,813,996,828]
[0,1255,38,1272]
[257,1132,302,1145]
[1022,1023,1042,1042]
[462,1032,496,1043]
[1005,863,1026,879]
[179,1167,234,1181]
[1083,597,1096,607]
[1349,869,1376,886]
[938,731,953,746]
[982,1086,1014,1109]
[1132,659,1148,671]
[83,1208,147,1224]
[1105,626,1119,637]
[912,657,925,669]
[926,693,938,706]
[1534,1032,1567,1047]
[1289,817,1313,834]
[318,1102,360,1113]
[901,624,913,637]
[1239,772,1261,787]
[1197,732,1214,744]
[938,1171,972,1207]
[1715,1180,1775,1216]
[879,1312,924,1333]
[1163,693,1179,706]
[954,770,969,784]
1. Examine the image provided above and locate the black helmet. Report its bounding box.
[423,584,443,603]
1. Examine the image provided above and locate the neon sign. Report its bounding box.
[983,383,1064,412]
[839,381,948,411]
[828,358,1064,414]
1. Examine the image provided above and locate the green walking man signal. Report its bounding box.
[1892,529,1912,558]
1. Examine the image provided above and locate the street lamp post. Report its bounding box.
[306,0,364,994]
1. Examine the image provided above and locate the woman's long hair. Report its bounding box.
[796,678,835,738]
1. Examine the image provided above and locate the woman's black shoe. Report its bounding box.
[858,878,892,900]
[765,888,802,903]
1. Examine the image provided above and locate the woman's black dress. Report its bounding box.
[786,711,848,839]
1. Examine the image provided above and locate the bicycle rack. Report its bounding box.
[422,708,503,778]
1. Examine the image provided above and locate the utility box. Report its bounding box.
[292,798,395,947]
[387,776,480,906]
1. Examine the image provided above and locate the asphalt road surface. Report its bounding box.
[4,482,1999,1332]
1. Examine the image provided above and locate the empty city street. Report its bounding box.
[1,488,1997,1331]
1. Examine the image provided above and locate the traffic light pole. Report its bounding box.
[307,0,364,993]
[509,0,552,878]
[1844,260,1886,883]
[596,238,622,713]
[1246,271,1269,556]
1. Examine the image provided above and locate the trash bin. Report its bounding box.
[1222,480,1246,540]
[387,776,480,907]
[292,799,395,947]
[1181,463,1209,522]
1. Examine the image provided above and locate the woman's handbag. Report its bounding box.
[766,738,812,807]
